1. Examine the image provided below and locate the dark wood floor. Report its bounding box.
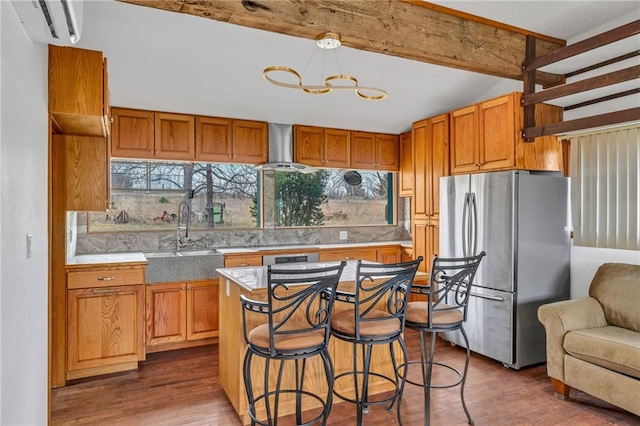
[52,331,639,425]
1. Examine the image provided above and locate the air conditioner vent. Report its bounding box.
[11,0,83,46]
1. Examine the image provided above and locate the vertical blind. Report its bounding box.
[569,125,640,250]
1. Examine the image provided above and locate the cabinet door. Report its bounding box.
[111,108,155,158]
[324,128,351,168]
[186,281,219,341]
[103,57,110,133]
[232,120,268,163]
[412,119,429,220]
[155,112,195,160]
[377,247,401,264]
[450,105,479,175]
[146,283,186,346]
[375,134,399,171]
[429,114,449,221]
[195,116,233,162]
[57,135,108,212]
[67,285,144,372]
[351,131,376,170]
[413,221,438,274]
[295,125,325,167]
[49,45,107,136]
[399,132,413,197]
[479,94,515,171]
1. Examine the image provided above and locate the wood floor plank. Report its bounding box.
[51,331,639,425]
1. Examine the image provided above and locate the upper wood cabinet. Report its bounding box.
[232,119,269,164]
[54,135,109,212]
[154,112,195,160]
[398,131,413,197]
[111,108,155,158]
[112,109,267,163]
[450,92,563,175]
[294,125,351,168]
[195,116,233,162]
[351,132,399,171]
[49,45,109,137]
[413,114,449,221]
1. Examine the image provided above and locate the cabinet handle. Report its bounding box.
[239,263,249,266]
[344,256,352,260]
[97,276,115,281]
[187,286,192,290]
[182,286,186,290]
[92,288,119,294]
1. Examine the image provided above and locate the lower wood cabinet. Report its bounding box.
[413,220,439,274]
[224,254,263,268]
[376,246,401,264]
[67,284,145,380]
[146,280,219,352]
[318,248,378,262]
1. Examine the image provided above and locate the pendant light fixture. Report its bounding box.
[263,32,387,101]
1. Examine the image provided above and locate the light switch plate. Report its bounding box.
[339,231,348,240]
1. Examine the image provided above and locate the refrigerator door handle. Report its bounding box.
[462,193,470,257]
[470,291,505,302]
[470,192,478,255]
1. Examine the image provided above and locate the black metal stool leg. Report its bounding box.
[243,350,258,426]
[460,327,474,425]
[394,336,409,426]
[273,358,286,425]
[320,348,334,426]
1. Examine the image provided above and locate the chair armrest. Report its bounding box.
[537,297,607,381]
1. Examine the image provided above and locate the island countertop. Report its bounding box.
[216,261,360,291]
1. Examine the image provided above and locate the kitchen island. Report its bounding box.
[217,262,403,424]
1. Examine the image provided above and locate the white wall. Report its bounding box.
[1,3,49,425]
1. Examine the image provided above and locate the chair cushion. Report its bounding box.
[406,302,463,327]
[564,325,640,380]
[589,263,640,332]
[248,322,325,351]
[330,309,400,338]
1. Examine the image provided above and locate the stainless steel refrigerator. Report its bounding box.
[440,170,570,369]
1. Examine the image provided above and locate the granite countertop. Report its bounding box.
[67,252,148,266]
[216,241,412,255]
[217,261,361,291]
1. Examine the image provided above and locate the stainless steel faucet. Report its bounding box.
[177,201,192,250]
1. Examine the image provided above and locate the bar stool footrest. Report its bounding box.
[400,360,463,389]
[333,370,400,407]
[248,389,328,426]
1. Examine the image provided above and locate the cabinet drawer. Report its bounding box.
[68,268,145,289]
[318,249,378,262]
[224,255,263,268]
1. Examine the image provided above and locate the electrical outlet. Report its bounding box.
[339,231,348,240]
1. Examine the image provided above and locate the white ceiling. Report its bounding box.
[74,1,640,134]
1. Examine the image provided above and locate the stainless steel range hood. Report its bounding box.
[255,123,317,174]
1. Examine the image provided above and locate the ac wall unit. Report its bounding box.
[11,0,83,46]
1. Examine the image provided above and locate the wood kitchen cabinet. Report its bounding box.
[53,134,109,212]
[49,45,110,137]
[413,220,439,274]
[232,119,269,164]
[377,246,401,264]
[351,132,399,171]
[154,112,196,160]
[224,254,263,268]
[294,125,351,168]
[110,107,155,158]
[66,264,146,380]
[450,92,563,175]
[318,247,378,263]
[413,114,449,222]
[112,110,194,160]
[195,116,233,162]
[399,131,413,197]
[146,280,219,353]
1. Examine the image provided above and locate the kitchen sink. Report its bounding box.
[175,249,218,256]
[144,249,219,258]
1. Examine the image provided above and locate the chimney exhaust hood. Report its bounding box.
[255,123,317,174]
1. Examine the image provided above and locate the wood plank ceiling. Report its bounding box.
[117,0,566,86]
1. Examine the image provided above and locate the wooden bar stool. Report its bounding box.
[240,261,347,426]
[330,257,423,425]
[402,252,485,426]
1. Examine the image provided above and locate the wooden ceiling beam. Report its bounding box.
[117,0,565,86]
